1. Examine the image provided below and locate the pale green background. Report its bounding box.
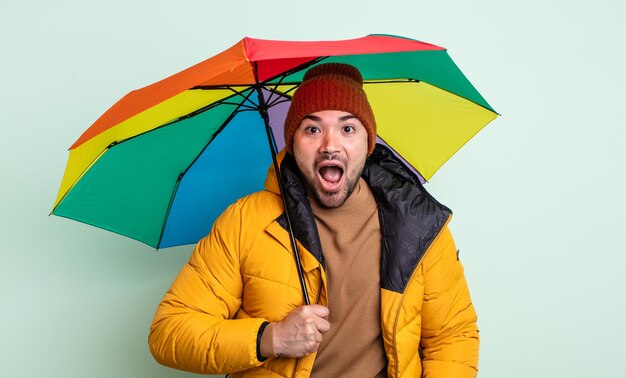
[1,0,624,377]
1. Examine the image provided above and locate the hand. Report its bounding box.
[261,305,330,358]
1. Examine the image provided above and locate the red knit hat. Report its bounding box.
[284,63,377,155]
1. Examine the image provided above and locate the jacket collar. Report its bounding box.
[263,144,452,293]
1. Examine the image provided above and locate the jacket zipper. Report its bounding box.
[390,215,452,378]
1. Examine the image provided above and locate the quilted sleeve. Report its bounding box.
[148,201,267,374]
[420,226,479,378]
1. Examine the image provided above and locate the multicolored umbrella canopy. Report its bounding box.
[52,34,498,249]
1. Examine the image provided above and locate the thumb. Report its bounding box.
[307,304,329,318]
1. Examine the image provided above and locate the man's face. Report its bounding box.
[292,110,369,208]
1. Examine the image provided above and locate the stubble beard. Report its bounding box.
[300,156,366,208]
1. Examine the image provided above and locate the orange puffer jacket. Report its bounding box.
[149,146,479,377]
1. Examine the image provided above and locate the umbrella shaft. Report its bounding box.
[255,85,311,306]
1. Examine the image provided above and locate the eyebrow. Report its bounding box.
[301,114,357,122]
[302,115,321,122]
[339,114,357,121]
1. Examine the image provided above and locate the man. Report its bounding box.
[149,63,479,377]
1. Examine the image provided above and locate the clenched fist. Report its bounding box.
[260,305,330,358]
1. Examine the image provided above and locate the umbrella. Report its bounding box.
[52,33,497,251]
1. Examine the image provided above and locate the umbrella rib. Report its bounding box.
[162,95,244,127]
[263,89,293,108]
[266,97,291,108]
[261,84,299,109]
[225,86,259,107]
[190,85,259,108]
[233,107,262,113]
[156,177,182,250]
[98,90,254,150]
[260,79,421,109]
[156,89,257,248]
[178,88,257,179]
[277,85,298,97]
[263,68,294,106]
[266,79,420,87]
[263,83,298,107]
[259,56,327,86]
[262,80,424,108]
[258,56,327,105]
[364,79,420,84]
[220,101,256,110]
[189,57,327,109]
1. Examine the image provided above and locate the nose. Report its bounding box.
[320,129,340,155]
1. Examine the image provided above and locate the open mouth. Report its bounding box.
[317,162,344,192]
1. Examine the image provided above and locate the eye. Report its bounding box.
[304,126,320,134]
[342,125,356,133]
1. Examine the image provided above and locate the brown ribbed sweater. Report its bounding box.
[309,178,387,378]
